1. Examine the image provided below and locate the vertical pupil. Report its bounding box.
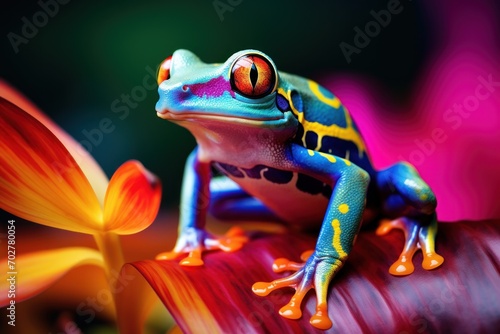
[249,61,258,88]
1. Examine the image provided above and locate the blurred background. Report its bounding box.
[0,0,433,208]
[3,0,499,222]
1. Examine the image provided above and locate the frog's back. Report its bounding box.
[278,72,374,175]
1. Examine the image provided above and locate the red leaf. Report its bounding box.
[128,221,500,333]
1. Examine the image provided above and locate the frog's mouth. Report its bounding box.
[156,109,285,125]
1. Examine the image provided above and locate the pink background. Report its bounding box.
[323,0,500,221]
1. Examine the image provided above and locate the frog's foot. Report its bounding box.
[155,226,248,266]
[376,217,444,276]
[252,251,343,330]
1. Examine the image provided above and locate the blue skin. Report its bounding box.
[155,49,444,329]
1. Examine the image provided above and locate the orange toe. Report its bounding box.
[389,260,415,276]
[179,250,204,266]
[218,238,245,252]
[376,219,397,236]
[252,282,272,296]
[155,251,181,261]
[300,250,314,261]
[310,303,332,330]
[422,253,444,270]
[279,303,302,320]
[272,258,303,272]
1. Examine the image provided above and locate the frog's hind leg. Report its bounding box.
[374,162,444,276]
[209,176,283,222]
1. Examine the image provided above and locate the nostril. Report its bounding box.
[182,85,189,92]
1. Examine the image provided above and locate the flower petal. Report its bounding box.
[0,247,103,307]
[0,81,109,204]
[115,265,173,334]
[103,160,161,234]
[130,220,500,333]
[125,261,224,333]
[0,98,103,233]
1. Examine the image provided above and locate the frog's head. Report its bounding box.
[156,49,299,145]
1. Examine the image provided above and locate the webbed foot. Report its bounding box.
[156,226,248,266]
[252,250,343,330]
[376,217,444,275]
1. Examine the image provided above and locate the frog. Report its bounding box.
[155,49,444,330]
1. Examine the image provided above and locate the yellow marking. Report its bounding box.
[279,86,366,156]
[308,81,341,108]
[338,204,349,214]
[307,149,315,156]
[319,152,336,163]
[343,158,352,166]
[303,116,366,154]
[420,194,428,201]
[332,219,347,259]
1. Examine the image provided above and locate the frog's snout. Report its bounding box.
[156,50,203,118]
[156,49,203,86]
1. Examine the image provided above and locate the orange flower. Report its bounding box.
[0,83,161,235]
[0,82,161,332]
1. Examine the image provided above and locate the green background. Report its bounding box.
[1,0,429,207]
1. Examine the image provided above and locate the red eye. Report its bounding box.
[230,54,276,98]
[157,56,172,85]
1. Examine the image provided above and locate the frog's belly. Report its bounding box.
[220,170,330,226]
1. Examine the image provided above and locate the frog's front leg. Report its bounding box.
[156,147,247,265]
[375,162,444,275]
[252,144,370,330]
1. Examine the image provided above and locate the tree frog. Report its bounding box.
[155,49,444,330]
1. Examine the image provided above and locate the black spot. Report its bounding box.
[305,131,318,150]
[241,165,267,179]
[297,173,332,198]
[216,162,244,178]
[242,164,293,184]
[321,135,359,157]
[293,123,304,145]
[296,173,322,194]
[263,167,293,184]
[322,184,333,198]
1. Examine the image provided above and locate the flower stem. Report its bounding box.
[93,232,126,327]
[94,232,125,279]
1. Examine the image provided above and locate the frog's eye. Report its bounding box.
[157,56,173,85]
[230,54,277,99]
